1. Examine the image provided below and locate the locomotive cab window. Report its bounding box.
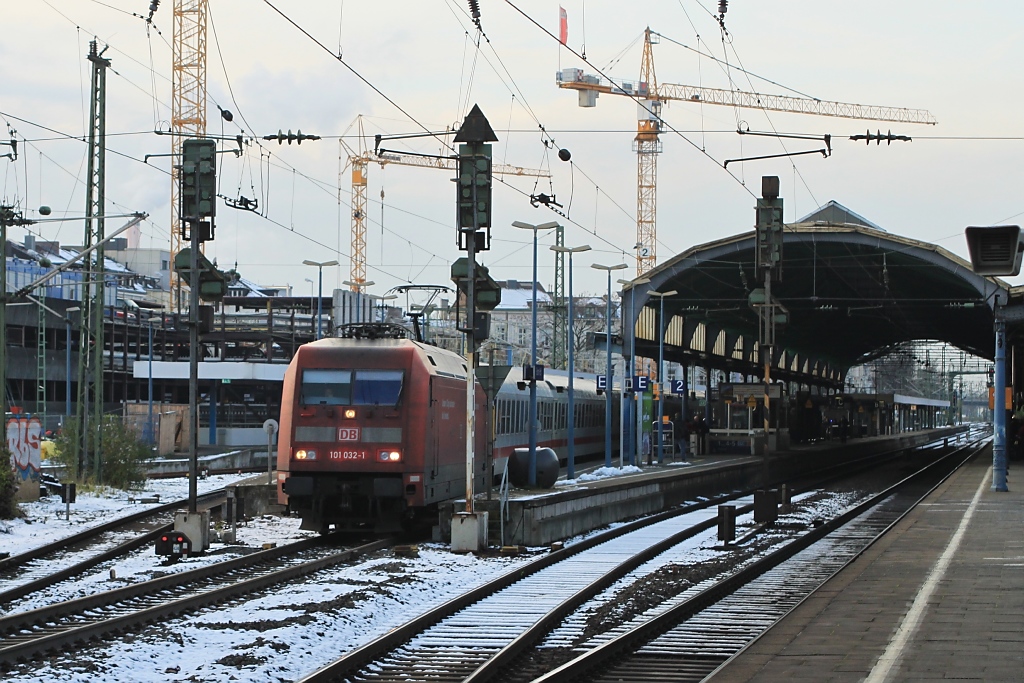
[353,370,404,406]
[301,369,352,405]
[301,369,404,406]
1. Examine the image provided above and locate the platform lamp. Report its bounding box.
[592,262,629,468]
[618,276,650,466]
[375,294,397,322]
[513,220,559,486]
[303,260,339,339]
[551,243,591,480]
[342,279,375,327]
[648,289,678,464]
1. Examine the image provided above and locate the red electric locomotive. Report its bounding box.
[277,324,486,533]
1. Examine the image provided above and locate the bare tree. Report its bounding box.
[571,292,618,373]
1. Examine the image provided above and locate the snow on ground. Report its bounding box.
[0,471,880,681]
[0,474,255,557]
[555,465,644,487]
[541,487,877,647]
[0,473,537,681]
[4,542,533,683]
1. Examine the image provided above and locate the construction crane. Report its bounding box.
[170,0,208,312]
[340,115,553,290]
[557,28,937,276]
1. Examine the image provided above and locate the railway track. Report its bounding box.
[297,432,985,683]
[0,536,392,667]
[0,491,228,610]
[0,489,227,609]
[527,439,985,683]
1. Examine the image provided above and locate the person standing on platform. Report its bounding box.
[674,413,689,458]
[695,415,708,455]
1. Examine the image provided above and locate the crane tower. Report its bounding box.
[558,27,937,277]
[340,116,553,291]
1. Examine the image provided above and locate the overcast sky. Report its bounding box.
[2,0,1022,303]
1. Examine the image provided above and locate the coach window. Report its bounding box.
[353,370,404,406]
[497,399,505,434]
[301,369,352,405]
[508,401,515,434]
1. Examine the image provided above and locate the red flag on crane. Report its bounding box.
[559,7,568,45]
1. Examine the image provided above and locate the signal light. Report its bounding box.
[343,409,356,419]
[457,142,492,230]
[181,139,217,219]
[295,449,317,460]
[965,225,1023,276]
[379,450,401,462]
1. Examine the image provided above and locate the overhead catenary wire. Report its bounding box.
[438,2,673,256]
[261,0,456,156]
[503,0,757,201]
[23,0,660,292]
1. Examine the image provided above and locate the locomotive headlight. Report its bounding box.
[379,450,401,462]
[343,409,356,419]
[295,449,317,460]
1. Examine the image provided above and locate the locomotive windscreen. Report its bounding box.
[300,369,404,406]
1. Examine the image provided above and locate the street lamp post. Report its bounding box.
[513,220,559,486]
[303,260,339,339]
[146,317,159,443]
[648,289,678,464]
[592,262,629,468]
[618,276,650,466]
[65,307,80,420]
[9,299,80,427]
[343,279,376,326]
[551,244,591,480]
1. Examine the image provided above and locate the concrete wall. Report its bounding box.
[146,449,269,476]
[200,427,276,448]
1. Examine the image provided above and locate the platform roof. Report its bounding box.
[622,205,1013,385]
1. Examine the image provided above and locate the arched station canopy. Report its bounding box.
[622,202,1014,389]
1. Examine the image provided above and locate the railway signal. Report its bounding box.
[964,225,1023,276]
[181,139,217,221]
[451,105,498,551]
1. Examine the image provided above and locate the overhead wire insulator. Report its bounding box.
[263,129,322,145]
[467,0,482,31]
[849,129,912,145]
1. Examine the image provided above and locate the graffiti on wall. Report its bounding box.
[6,416,43,482]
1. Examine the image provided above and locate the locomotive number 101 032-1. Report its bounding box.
[329,450,366,460]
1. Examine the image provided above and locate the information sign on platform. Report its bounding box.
[634,376,650,392]
[671,379,686,394]
[596,375,607,391]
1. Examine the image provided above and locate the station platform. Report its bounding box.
[708,448,1023,682]
[452,427,965,547]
